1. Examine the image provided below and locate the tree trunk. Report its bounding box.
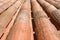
[6,0,34,40]
[0,0,21,38]
[45,0,60,9]
[31,0,60,40]
[0,0,24,40]
[0,0,10,6]
[38,0,60,24]
[0,0,16,14]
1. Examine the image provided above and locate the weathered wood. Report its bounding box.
[0,0,21,38]
[0,0,16,14]
[58,31,60,35]
[6,0,34,40]
[45,0,60,9]
[54,0,60,2]
[38,0,60,24]
[0,0,10,6]
[0,0,24,40]
[31,0,60,40]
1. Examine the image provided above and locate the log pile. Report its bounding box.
[0,0,60,40]
[45,0,60,9]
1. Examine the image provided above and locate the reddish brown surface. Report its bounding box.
[0,0,21,38]
[45,0,60,9]
[38,0,60,25]
[6,0,34,40]
[0,0,16,14]
[0,1,23,39]
[6,22,33,40]
[0,0,10,6]
[31,0,60,40]
[0,0,60,40]
[54,0,60,2]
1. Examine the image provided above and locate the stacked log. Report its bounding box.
[6,0,34,40]
[0,0,22,38]
[0,0,17,14]
[45,0,60,9]
[0,0,10,6]
[0,0,60,40]
[31,0,60,40]
[0,0,24,40]
[38,0,60,24]
[54,0,60,2]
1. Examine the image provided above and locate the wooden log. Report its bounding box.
[6,0,34,40]
[0,0,10,6]
[45,0,60,9]
[58,31,60,38]
[0,0,24,39]
[58,31,60,35]
[0,0,21,38]
[38,0,60,24]
[31,0,60,40]
[54,0,60,2]
[0,0,16,14]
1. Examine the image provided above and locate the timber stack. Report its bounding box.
[0,0,60,40]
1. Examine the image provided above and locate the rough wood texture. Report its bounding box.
[31,0,60,40]
[0,0,21,38]
[38,0,60,24]
[0,0,24,40]
[0,0,10,6]
[58,31,60,36]
[45,0,60,9]
[6,0,34,40]
[0,0,17,14]
[54,0,60,2]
